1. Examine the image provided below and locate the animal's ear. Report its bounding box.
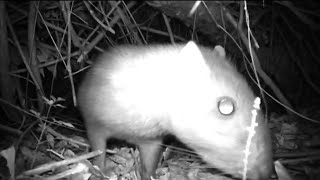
[213,45,226,58]
[179,41,210,74]
[180,41,203,61]
[179,41,210,81]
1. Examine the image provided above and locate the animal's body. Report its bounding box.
[78,41,273,180]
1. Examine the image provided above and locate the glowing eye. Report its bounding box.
[217,97,235,115]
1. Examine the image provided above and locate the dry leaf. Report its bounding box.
[0,145,16,180]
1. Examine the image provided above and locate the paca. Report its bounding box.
[78,41,273,180]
